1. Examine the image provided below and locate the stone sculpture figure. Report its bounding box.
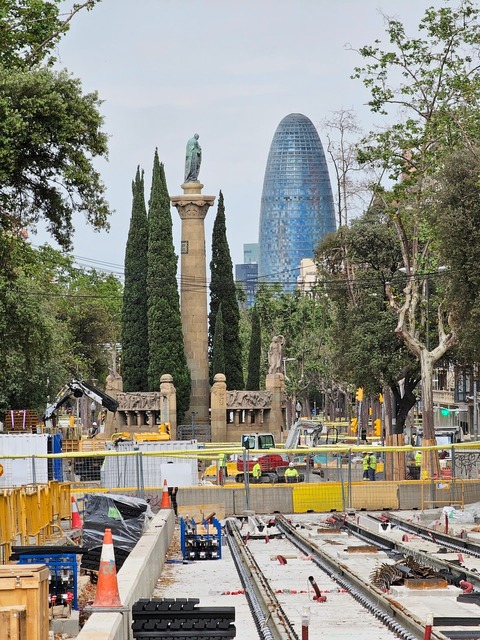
[268,335,285,374]
[184,133,202,182]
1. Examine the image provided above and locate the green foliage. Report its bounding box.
[0,270,57,411]
[253,284,332,406]
[315,207,420,431]
[0,65,111,250]
[0,239,122,414]
[211,304,225,378]
[434,148,480,363]
[353,1,480,439]
[0,1,99,70]
[121,168,149,391]
[209,191,243,389]
[245,305,261,390]
[354,1,480,183]
[0,0,115,415]
[146,150,190,419]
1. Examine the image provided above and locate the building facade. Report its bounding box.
[235,243,259,308]
[258,113,336,291]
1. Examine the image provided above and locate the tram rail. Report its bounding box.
[157,512,480,639]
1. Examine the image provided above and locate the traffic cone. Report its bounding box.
[160,479,171,509]
[93,528,121,607]
[71,496,82,529]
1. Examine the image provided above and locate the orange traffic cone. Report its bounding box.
[160,479,171,509]
[71,496,82,529]
[93,528,121,607]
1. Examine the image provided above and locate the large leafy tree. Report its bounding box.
[0,241,122,414]
[209,191,243,389]
[316,206,420,441]
[146,150,190,419]
[0,1,110,249]
[121,168,149,392]
[0,1,116,415]
[434,147,480,365]
[354,1,480,472]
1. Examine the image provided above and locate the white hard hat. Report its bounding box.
[253,457,258,461]
[92,422,97,426]
[289,462,294,467]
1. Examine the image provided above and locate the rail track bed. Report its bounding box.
[153,511,480,639]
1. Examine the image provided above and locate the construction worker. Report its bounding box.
[284,462,299,483]
[252,458,262,483]
[362,452,370,480]
[415,450,422,467]
[219,452,228,485]
[368,452,377,481]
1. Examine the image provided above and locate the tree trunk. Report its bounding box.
[419,350,441,478]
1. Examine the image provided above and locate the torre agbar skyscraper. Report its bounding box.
[258,113,336,291]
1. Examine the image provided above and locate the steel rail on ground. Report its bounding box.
[275,514,450,640]
[384,512,480,558]
[225,519,299,640]
[332,513,480,590]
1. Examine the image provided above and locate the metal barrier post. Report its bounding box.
[31,455,37,484]
[136,451,145,499]
[345,449,351,510]
[243,448,250,511]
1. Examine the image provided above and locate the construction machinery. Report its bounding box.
[44,379,118,423]
[236,419,333,483]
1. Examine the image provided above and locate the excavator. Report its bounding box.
[43,379,119,423]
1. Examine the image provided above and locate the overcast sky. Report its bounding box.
[34,0,444,279]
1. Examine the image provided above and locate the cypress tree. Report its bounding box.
[211,303,225,378]
[209,191,244,389]
[147,149,191,419]
[121,167,149,391]
[246,305,261,390]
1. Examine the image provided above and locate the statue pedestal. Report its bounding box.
[171,183,215,423]
[266,373,286,441]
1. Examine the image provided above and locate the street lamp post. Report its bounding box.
[282,357,296,381]
[191,411,197,439]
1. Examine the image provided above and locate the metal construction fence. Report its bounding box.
[3,442,480,490]
[0,481,71,563]
[1,443,480,562]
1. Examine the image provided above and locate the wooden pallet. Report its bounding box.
[79,439,105,452]
[62,439,80,453]
[4,409,39,431]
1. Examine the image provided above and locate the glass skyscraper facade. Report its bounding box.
[258,113,336,291]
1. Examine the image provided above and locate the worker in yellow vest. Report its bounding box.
[219,453,228,486]
[368,452,377,481]
[252,458,262,483]
[415,450,422,467]
[362,452,370,480]
[284,462,299,483]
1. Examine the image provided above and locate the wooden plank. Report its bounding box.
[404,578,448,590]
[346,545,378,553]
[178,503,225,522]
[0,606,26,640]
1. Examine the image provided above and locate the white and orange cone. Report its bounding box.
[93,528,121,607]
[160,479,171,509]
[71,495,82,529]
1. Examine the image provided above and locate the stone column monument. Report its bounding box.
[171,134,215,423]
